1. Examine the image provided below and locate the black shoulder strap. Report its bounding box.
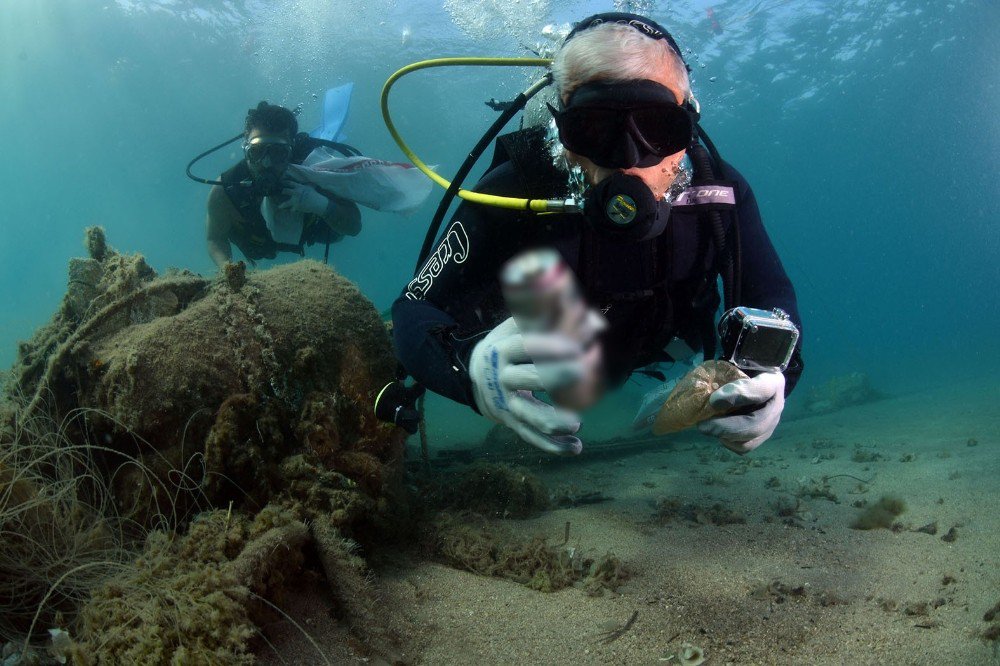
[220,159,251,192]
[491,126,569,199]
[681,140,743,358]
[220,160,263,221]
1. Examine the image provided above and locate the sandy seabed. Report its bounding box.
[264,375,999,666]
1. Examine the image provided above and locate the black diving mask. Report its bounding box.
[244,136,293,167]
[244,136,292,197]
[548,79,694,170]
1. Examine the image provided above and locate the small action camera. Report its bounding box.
[718,307,800,373]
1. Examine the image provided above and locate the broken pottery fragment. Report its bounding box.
[652,360,748,435]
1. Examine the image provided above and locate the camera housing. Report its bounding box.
[718,307,799,373]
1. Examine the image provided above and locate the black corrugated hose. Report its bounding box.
[687,134,738,311]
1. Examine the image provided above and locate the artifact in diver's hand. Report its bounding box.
[652,360,748,435]
[500,248,605,411]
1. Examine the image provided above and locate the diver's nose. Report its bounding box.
[608,134,642,170]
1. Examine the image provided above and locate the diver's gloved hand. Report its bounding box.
[278,179,329,216]
[469,317,585,456]
[698,371,785,454]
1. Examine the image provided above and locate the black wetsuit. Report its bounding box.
[392,130,803,409]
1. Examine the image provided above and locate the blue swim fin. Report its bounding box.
[309,82,354,142]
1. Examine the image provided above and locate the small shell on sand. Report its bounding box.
[652,361,748,435]
[660,642,706,665]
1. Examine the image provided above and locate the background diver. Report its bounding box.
[390,12,804,455]
[205,101,362,269]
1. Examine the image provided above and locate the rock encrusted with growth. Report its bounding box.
[803,372,882,415]
[2,229,409,661]
[9,228,404,517]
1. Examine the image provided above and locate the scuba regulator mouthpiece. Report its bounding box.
[244,170,285,198]
[583,172,670,242]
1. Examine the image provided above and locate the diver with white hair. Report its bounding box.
[389,12,803,455]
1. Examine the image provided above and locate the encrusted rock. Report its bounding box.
[65,257,104,319]
[804,372,881,414]
[223,260,247,292]
[84,225,107,262]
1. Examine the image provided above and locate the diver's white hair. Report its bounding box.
[552,22,691,101]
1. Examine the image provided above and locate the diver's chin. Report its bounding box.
[603,168,662,201]
[591,164,659,195]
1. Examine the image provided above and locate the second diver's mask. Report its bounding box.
[548,79,695,170]
[244,135,293,197]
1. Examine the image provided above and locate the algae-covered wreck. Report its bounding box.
[1,228,409,663]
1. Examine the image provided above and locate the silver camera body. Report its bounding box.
[718,307,800,373]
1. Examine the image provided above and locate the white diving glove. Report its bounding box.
[279,179,329,216]
[469,317,586,456]
[697,371,785,454]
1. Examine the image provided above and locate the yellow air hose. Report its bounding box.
[380,57,578,213]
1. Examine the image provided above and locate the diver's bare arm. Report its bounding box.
[322,198,362,237]
[206,185,234,268]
